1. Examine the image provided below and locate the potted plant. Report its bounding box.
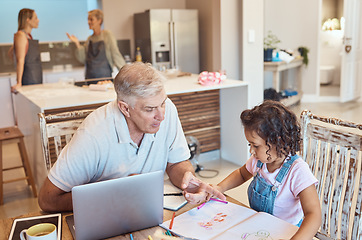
[298,46,309,66]
[264,31,281,62]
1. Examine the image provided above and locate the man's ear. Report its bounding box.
[118,100,131,117]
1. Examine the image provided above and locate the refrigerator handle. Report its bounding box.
[172,22,177,69]
[169,21,175,69]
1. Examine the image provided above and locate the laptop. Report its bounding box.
[66,170,164,240]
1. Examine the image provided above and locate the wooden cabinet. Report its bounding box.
[43,89,221,154]
[169,90,220,153]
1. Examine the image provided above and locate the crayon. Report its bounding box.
[197,202,206,209]
[210,198,228,204]
[169,212,176,230]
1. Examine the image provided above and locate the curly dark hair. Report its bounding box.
[240,100,301,161]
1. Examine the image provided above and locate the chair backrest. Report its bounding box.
[38,109,94,172]
[300,110,362,240]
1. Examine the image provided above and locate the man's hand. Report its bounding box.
[181,172,226,204]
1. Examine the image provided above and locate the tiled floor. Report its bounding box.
[1,140,41,219]
[1,100,361,220]
[320,84,340,96]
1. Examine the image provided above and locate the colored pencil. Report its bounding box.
[154,230,178,240]
[148,235,153,240]
[197,202,206,209]
[130,233,134,240]
[210,198,228,204]
[169,212,176,229]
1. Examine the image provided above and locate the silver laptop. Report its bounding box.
[68,170,164,240]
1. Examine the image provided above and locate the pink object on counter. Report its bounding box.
[198,71,226,86]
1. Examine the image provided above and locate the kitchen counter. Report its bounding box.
[17,74,247,111]
[14,75,249,188]
[0,73,11,77]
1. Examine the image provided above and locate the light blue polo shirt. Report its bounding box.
[48,99,190,192]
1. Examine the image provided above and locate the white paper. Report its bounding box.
[161,201,256,240]
[212,212,298,240]
[40,52,51,62]
[161,201,299,240]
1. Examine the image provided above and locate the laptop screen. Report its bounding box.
[71,170,164,240]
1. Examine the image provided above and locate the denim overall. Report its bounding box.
[247,155,303,227]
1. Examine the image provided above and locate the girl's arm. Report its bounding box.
[216,165,253,193]
[13,32,27,92]
[291,185,321,240]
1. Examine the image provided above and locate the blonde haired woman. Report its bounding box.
[12,8,42,93]
[67,9,125,79]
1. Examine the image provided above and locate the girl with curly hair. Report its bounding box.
[215,100,321,239]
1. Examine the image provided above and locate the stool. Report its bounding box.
[0,126,37,205]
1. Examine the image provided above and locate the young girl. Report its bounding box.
[216,100,321,239]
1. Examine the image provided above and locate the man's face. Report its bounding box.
[124,89,167,134]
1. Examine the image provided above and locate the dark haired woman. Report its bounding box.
[11,8,42,93]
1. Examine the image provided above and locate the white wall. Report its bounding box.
[0,0,90,43]
[220,0,240,80]
[185,0,221,72]
[264,0,321,99]
[243,0,264,107]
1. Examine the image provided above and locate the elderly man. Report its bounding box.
[38,62,224,212]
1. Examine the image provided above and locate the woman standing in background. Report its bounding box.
[11,8,43,93]
[66,9,125,79]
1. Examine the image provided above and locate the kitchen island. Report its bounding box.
[14,75,249,188]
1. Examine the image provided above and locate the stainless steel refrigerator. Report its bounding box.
[134,9,199,74]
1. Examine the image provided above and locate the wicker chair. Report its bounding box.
[300,110,362,240]
[38,109,94,172]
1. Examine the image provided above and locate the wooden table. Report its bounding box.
[2,196,243,240]
[264,58,303,92]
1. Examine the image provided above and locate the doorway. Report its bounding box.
[319,0,344,98]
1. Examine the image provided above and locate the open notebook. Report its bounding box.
[163,178,187,211]
[160,200,298,240]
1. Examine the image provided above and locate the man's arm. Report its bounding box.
[166,160,195,188]
[38,177,73,212]
[166,160,226,204]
